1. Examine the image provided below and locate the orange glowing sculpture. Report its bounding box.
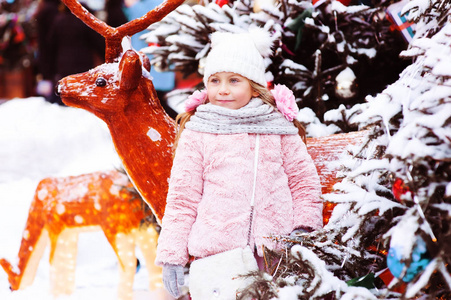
[0,170,162,299]
[57,0,184,224]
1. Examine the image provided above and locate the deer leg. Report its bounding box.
[49,228,79,296]
[0,228,50,291]
[135,225,163,291]
[19,228,50,289]
[114,232,137,300]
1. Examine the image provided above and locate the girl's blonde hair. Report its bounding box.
[173,80,306,151]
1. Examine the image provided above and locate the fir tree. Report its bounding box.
[244,0,450,298]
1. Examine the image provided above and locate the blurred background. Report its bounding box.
[0,0,181,107]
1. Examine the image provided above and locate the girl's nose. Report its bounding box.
[218,83,229,94]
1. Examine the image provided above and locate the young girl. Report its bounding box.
[156,28,323,298]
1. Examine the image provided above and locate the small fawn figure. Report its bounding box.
[0,170,162,300]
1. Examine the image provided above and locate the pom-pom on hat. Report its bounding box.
[203,27,274,87]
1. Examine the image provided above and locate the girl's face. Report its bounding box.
[206,72,259,110]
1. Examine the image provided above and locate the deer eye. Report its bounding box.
[96,77,107,87]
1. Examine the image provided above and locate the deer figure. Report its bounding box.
[57,0,185,224]
[0,170,162,299]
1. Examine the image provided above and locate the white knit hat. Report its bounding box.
[203,28,274,87]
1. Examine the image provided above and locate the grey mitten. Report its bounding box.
[162,264,184,298]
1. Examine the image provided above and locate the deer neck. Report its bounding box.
[101,84,176,222]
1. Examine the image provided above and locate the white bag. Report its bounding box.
[189,246,258,299]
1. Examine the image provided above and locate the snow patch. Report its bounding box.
[56,203,65,215]
[37,188,48,201]
[147,128,162,142]
[74,215,84,224]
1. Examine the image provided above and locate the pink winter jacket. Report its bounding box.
[155,129,322,266]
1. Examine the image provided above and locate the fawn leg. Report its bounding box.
[115,232,137,300]
[49,228,79,296]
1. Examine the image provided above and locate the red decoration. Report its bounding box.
[377,268,407,293]
[267,81,274,90]
[392,177,411,202]
[216,0,229,7]
[312,0,351,7]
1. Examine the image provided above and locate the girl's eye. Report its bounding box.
[230,78,239,83]
[210,78,219,84]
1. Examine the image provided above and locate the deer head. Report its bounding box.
[60,47,154,117]
[57,0,183,223]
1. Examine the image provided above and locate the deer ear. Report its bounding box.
[119,50,142,90]
[138,51,151,72]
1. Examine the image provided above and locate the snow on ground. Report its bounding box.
[0,97,172,299]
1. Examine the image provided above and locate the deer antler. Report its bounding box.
[61,0,185,62]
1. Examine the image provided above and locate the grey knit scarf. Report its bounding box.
[185,98,298,135]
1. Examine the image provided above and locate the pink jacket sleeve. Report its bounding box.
[281,134,323,230]
[155,130,204,266]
